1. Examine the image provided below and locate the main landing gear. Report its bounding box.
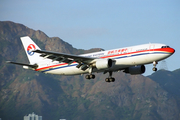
[85,74,95,79]
[152,61,158,71]
[105,71,115,82]
[84,67,115,82]
[85,67,95,79]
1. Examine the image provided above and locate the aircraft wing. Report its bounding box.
[33,50,96,65]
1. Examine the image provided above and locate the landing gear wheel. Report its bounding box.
[105,78,110,82]
[105,77,115,82]
[110,77,115,82]
[90,74,95,79]
[85,74,95,79]
[152,67,157,71]
[85,75,90,79]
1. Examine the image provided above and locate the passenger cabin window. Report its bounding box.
[161,46,170,48]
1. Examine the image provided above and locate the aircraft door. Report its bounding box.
[149,44,155,53]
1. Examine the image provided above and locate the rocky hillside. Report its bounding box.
[0,21,180,120]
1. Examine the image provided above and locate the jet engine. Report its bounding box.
[124,65,145,75]
[95,59,113,70]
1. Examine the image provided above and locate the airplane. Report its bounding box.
[7,36,175,82]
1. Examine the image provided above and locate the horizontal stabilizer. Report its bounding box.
[6,61,38,68]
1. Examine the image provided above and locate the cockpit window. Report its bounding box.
[161,46,170,48]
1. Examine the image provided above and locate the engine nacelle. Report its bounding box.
[124,65,145,75]
[95,59,113,70]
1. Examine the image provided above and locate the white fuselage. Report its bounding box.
[35,43,175,75]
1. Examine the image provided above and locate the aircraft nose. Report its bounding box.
[167,48,175,55]
[170,48,175,54]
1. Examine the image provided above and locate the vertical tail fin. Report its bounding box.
[20,36,44,64]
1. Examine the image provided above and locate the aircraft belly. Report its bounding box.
[146,53,171,62]
[45,65,88,75]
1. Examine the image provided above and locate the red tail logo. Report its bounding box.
[27,44,36,56]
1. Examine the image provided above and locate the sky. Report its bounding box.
[1,0,180,75]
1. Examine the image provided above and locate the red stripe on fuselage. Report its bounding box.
[35,62,76,71]
[101,47,175,59]
[151,47,175,53]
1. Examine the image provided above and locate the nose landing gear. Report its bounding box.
[152,61,158,71]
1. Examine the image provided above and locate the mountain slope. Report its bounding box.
[0,21,103,120]
[148,69,180,113]
[0,21,179,120]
